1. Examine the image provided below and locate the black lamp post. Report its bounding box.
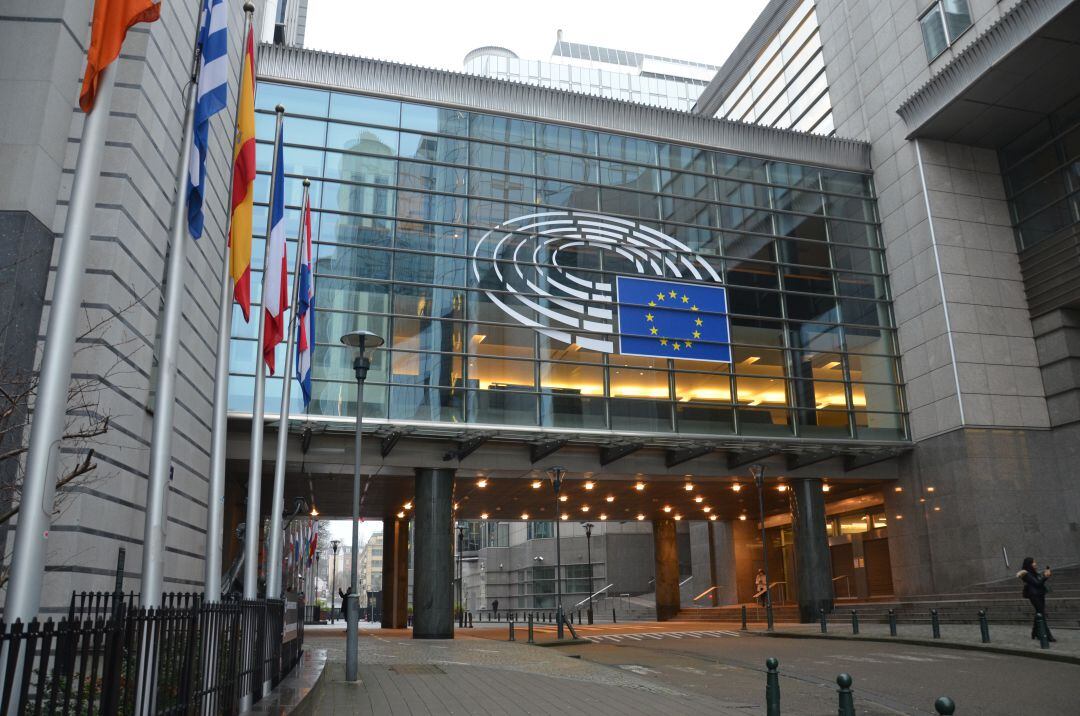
[750,464,774,632]
[583,522,594,625]
[456,522,465,626]
[329,539,340,624]
[546,466,566,639]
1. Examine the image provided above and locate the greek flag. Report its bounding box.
[616,276,732,363]
[295,194,315,407]
[186,0,229,239]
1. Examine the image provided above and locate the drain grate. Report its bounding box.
[389,664,445,675]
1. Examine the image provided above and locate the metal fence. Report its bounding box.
[0,596,303,714]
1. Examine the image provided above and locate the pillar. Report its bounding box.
[790,478,834,622]
[381,516,409,629]
[412,467,455,638]
[653,518,680,621]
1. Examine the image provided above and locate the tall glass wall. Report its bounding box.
[227,81,905,441]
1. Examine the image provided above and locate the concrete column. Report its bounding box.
[412,468,455,639]
[381,516,409,629]
[652,518,680,621]
[790,478,834,622]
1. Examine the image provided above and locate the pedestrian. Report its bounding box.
[755,569,768,606]
[1017,557,1055,642]
[492,598,499,617]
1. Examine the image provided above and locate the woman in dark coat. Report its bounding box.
[1018,557,1055,641]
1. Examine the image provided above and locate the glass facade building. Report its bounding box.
[713,0,834,135]
[228,81,905,442]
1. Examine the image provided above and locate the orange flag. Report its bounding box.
[79,0,162,114]
[230,23,257,321]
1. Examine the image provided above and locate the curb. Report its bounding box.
[533,638,593,647]
[753,630,1080,665]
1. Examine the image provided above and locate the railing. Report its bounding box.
[67,590,204,622]
[0,595,303,714]
[572,584,615,610]
[832,575,853,598]
[753,581,788,605]
[693,586,720,602]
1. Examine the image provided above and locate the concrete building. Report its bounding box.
[357,532,384,593]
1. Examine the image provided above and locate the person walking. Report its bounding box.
[1018,557,1055,642]
[492,598,499,617]
[755,569,768,606]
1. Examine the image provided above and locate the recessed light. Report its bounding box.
[674,514,682,521]
[606,495,615,503]
[635,482,646,491]
[926,486,935,492]
[403,502,412,510]
[821,484,831,493]
[480,512,489,519]
[703,506,711,513]
[310,507,319,517]
[636,514,645,521]
[694,496,704,503]
[561,513,569,520]
[776,485,788,492]
[663,505,672,513]
[477,479,488,488]
[584,481,595,490]
[732,484,742,492]
[709,514,718,521]
[739,514,747,521]
[894,486,903,492]
[531,480,542,489]
[581,505,589,512]
[521,512,529,519]
[559,495,568,502]
[396,511,405,519]
[684,483,694,491]
[599,513,608,520]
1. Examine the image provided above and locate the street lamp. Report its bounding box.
[750,464,774,632]
[329,539,340,624]
[456,522,465,627]
[583,522,594,625]
[546,466,567,639]
[340,329,384,682]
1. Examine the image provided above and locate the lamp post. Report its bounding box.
[329,540,340,623]
[546,466,566,638]
[340,330,384,682]
[583,522,594,624]
[456,522,465,626]
[750,464,774,632]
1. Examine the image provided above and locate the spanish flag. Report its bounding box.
[229,23,257,321]
[79,0,161,114]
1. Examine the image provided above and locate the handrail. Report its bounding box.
[832,574,852,598]
[679,576,693,587]
[573,583,615,609]
[693,586,720,601]
[753,581,787,604]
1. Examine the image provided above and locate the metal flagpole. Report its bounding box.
[265,180,310,599]
[242,105,285,602]
[206,2,255,602]
[140,23,203,612]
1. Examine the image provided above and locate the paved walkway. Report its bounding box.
[242,648,327,715]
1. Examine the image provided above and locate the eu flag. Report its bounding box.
[616,276,731,363]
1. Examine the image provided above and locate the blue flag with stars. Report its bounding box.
[616,276,731,363]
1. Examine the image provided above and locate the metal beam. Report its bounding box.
[844,451,899,472]
[786,451,835,471]
[530,439,568,463]
[727,449,777,470]
[380,432,402,458]
[665,445,713,468]
[443,435,488,462]
[600,443,644,466]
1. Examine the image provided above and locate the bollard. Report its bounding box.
[820,607,828,633]
[612,607,617,623]
[765,657,780,716]
[934,696,956,715]
[888,609,897,636]
[527,613,535,644]
[851,610,859,635]
[1036,613,1050,649]
[978,609,990,643]
[836,673,855,716]
[741,604,748,631]
[509,620,516,641]
[468,612,473,628]
[931,609,941,639]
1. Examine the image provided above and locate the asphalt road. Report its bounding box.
[556,630,1080,715]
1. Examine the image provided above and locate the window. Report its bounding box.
[920,0,972,60]
[527,521,554,539]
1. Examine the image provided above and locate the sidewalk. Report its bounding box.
[292,627,750,715]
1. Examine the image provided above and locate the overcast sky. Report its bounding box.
[305,0,769,71]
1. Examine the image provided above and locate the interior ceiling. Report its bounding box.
[910,2,1080,146]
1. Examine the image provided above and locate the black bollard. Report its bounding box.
[509,620,516,641]
[741,604,748,631]
[528,613,535,644]
[931,609,941,639]
[836,673,855,716]
[978,609,990,643]
[613,607,617,623]
[820,607,828,633]
[888,609,897,636]
[934,696,956,715]
[1036,613,1050,649]
[765,657,780,716]
[851,610,859,635]
[468,612,474,628]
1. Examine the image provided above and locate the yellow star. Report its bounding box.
[650,327,658,335]
[656,293,665,301]
[648,301,656,307]
[694,317,703,326]
[669,290,677,298]
[645,313,654,322]
[672,342,681,351]
[684,341,692,348]
[659,338,668,346]
[691,305,699,311]
[681,295,689,303]
[692,330,701,339]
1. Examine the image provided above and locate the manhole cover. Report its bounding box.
[389,664,446,675]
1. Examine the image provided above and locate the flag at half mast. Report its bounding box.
[229,22,257,321]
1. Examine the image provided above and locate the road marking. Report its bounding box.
[586,630,741,643]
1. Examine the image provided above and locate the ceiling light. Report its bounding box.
[559,495,568,502]
[636,514,645,521]
[684,483,694,491]
[599,513,608,520]
[403,502,412,510]
[663,505,672,513]
[581,505,589,512]
[895,514,903,520]
[635,482,646,491]
[531,480,542,489]
[703,506,711,513]
[606,495,615,503]
[821,483,831,493]
[731,483,742,492]
[480,512,489,520]
[521,512,529,520]
[396,511,405,519]
[310,507,319,517]
[453,502,459,510]
[926,486,935,492]
[739,514,747,521]
[694,496,704,503]
[674,514,682,521]
[561,513,569,520]
[477,479,488,488]
[933,506,941,512]
[709,514,718,521]
[776,484,788,492]
[894,486,903,492]
[584,481,595,490]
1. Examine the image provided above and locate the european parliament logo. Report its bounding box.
[617,277,731,363]
[471,210,731,362]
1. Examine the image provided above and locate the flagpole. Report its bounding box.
[265,180,310,600]
[205,1,255,602]
[242,105,285,602]
[2,62,121,623]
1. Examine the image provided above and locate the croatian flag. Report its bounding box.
[262,119,288,374]
[186,0,228,239]
[295,193,315,407]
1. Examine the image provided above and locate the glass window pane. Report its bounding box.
[256,84,329,116]
[942,0,972,41]
[921,6,948,59]
[329,93,400,126]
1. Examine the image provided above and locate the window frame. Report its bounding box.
[919,0,973,62]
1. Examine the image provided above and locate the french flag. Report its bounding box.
[295,192,315,407]
[262,118,287,374]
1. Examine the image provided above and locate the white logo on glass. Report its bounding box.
[470,211,721,352]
